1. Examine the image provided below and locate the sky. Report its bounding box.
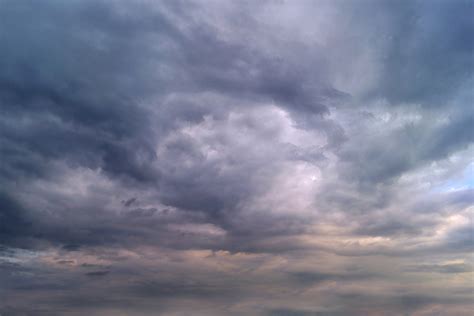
[0,0,473,315]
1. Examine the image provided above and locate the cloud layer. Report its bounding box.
[1,0,473,315]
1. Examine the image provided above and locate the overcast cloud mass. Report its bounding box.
[0,0,473,315]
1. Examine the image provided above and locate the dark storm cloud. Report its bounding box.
[0,0,473,315]
[363,0,474,106]
[0,0,160,183]
[0,0,344,250]
[0,192,33,244]
[0,0,469,251]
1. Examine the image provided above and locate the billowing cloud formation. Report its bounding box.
[0,0,473,315]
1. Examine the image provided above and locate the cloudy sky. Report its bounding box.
[0,0,473,315]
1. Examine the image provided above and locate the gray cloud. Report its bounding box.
[406,263,472,274]
[0,0,472,315]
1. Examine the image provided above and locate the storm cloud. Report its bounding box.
[0,0,473,315]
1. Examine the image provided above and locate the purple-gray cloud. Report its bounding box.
[0,0,473,315]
